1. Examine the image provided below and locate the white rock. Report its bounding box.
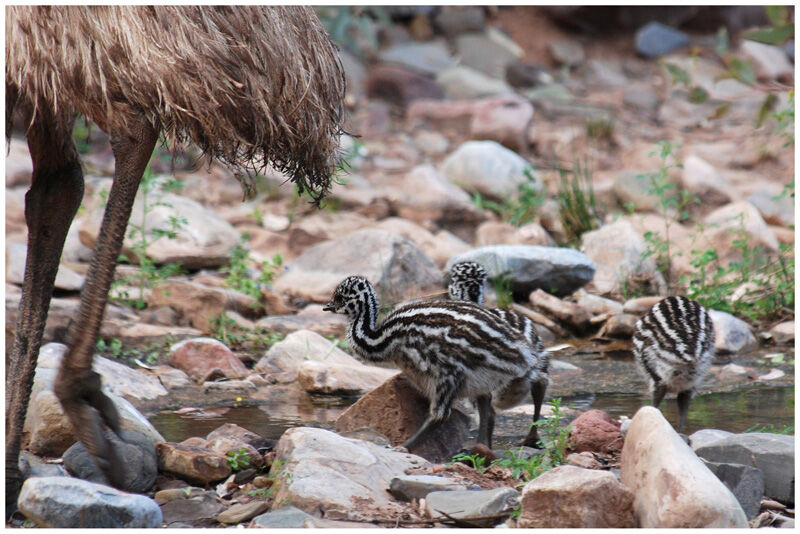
[255,330,364,381]
[297,360,399,396]
[620,406,748,527]
[703,201,779,259]
[7,242,84,291]
[436,66,514,100]
[740,40,794,80]
[708,310,757,354]
[681,155,732,206]
[441,140,538,199]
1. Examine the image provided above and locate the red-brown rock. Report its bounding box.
[335,374,469,464]
[366,65,443,109]
[568,409,624,455]
[156,440,232,485]
[168,338,249,384]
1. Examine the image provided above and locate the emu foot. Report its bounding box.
[55,369,126,489]
[520,428,541,448]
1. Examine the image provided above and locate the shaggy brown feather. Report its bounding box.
[6,6,345,201]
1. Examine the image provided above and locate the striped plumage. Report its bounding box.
[632,295,715,432]
[448,261,549,447]
[324,275,541,450]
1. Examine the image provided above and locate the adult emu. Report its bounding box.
[6,6,345,507]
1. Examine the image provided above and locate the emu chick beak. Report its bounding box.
[322,302,335,312]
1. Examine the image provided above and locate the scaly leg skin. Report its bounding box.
[676,390,692,434]
[54,119,158,489]
[521,379,547,448]
[476,395,495,449]
[6,100,84,512]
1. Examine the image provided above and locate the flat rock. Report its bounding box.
[366,65,443,109]
[255,329,363,382]
[702,459,765,518]
[581,219,665,295]
[159,489,226,527]
[255,309,348,339]
[273,228,442,304]
[693,433,794,504]
[689,428,734,450]
[468,96,534,152]
[441,140,539,200]
[249,505,316,528]
[156,439,232,485]
[446,245,595,297]
[549,40,585,67]
[269,427,430,521]
[216,500,270,525]
[336,374,470,464]
[425,487,519,522]
[436,66,514,100]
[297,360,399,396]
[709,310,757,354]
[378,41,457,76]
[620,406,748,527]
[769,321,795,344]
[568,409,624,455]
[389,474,471,502]
[18,476,162,528]
[434,7,486,37]
[168,337,249,383]
[455,29,522,80]
[635,21,689,58]
[518,465,635,527]
[6,137,33,186]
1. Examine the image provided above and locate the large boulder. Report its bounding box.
[620,406,748,527]
[441,140,539,200]
[701,459,765,518]
[581,219,666,295]
[373,217,471,268]
[273,229,442,304]
[693,433,794,504]
[446,245,595,297]
[708,310,757,354]
[255,330,366,382]
[518,465,635,528]
[18,477,162,528]
[269,427,430,521]
[335,374,470,464]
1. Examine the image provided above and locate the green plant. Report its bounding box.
[247,461,288,501]
[471,167,545,227]
[585,115,614,142]
[224,233,283,302]
[744,423,794,435]
[449,452,488,474]
[95,337,123,359]
[226,448,252,471]
[72,115,92,154]
[111,158,186,309]
[211,312,285,351]
[94,336,171,366]
[490,273,514,309]
[557,158,599,246]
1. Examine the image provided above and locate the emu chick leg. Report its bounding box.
[676,390,692,433]
[476,395,495,449]
[54,119,158,488]
[521,379,547,447]
[6,104,83,510]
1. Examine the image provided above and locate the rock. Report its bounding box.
[168,338,249,384]
[156,440,232,485]
[7,242,84,291]
[63,430,158,493]
[6,137,33,187]
[635,21,689,58]
[374,217,470,268]
[365,65,443,109]
[622,85,661,115]
[147,280,259,332]
[622,295,664,314]
[614,170,659,212]
[689,428,734,450]
[204,436,263,470]
[254,329,364,382]
[153,366,192,390]
[574,289,623,316]
[446,245,595,297]
[80,185,240,269]
[434,7,486,36]
[757,368,785,381]
[389,474,471,502]
[425,487,519,523]
[568,409,624,455]
[18,477,162,528]
[518,465,635,528]
[747,188,795,227]
[693,433,794,504]
[297,360,399,396]
[269,427,430,521]
[476,221,554,247]
[565,451,605,470]
[703,202,779,262]
[255,309,348,339]
[159,489,226,527]
[620,406,748,527]
[708,310,757,354]
[625,213,694,278]
[250,505,317,528]
[455,29,522,80]
[436,66,514,99]
[339,49,367,100]
[769,321,794,344]
[273,229,442,304]
[548,40,585,67]
[505,61,553,88]
[529,289,592,333]
[740,40,794,81]
[378,41,457,76]
[335,374,470,464]
[18,451,69,479]
[581,220,665,295]
[584,59,628,87]
[206,423,274,452]
[441,140,539,200]
[597,312,639,338]
[217,500,270,525]
[702,460,765,518]
[412,130,450,156]
[468,96,534,152]
[681,155,733,206]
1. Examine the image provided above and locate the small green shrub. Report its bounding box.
[744,423,794,435]
[557,159,599,246]
[211,312,285,351]
[471,167,545,227]
[449,452,488,473]
[224,233,283,302]
[226,448,252,471]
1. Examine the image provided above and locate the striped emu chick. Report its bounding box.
[324,276,541,451]
[632,296,715,432]
[448,262,549,447]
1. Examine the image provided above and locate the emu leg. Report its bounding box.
[521,379,547,448]
[6,105,83,510]
[54,119,158,488]
[403,374,463,451]
[676,390,692,433]
[476,395,495,449]
[652,382,667,409]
